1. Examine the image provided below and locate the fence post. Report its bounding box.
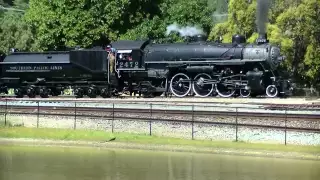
[285,108,287,145]
[235,107,238,142]
[149,104,152,136]
[74,102,77,130]
[192,105,194,140]
[4,99,7,126]
[112,103,114,133]
[37,101,39,128]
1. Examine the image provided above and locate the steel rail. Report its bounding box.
[1,95,318,102]
[2,99,320,111]
[2,96,318,103]
[1,106,320,120]
[1,96,319,103]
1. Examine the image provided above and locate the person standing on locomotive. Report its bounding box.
[106,45,116,73]
[105,44,125,95]
[0,51,5,62]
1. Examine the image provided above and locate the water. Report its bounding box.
[0,145,319,180]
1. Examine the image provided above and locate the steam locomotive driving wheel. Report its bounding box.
[170,73,192,97]
[215,68,236,98]
[192,73,214,97]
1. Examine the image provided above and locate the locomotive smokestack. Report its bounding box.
[256,33,269,44]
[256,0,271,44]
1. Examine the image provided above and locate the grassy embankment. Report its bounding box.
[1,122,320,156]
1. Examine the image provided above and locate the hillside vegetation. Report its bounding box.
[0,0,319,88]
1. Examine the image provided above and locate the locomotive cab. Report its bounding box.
[115,49,144,70]
[111,40,151,77]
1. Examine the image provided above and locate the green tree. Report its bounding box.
[120,0,215,42]
[208,0,256,42]
[208,0,320,87]
[0,0,36,54]
[25,0,161,50]
[12,0,28,9]
[276,0,320,85]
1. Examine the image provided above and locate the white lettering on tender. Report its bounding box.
[7,65,63,72]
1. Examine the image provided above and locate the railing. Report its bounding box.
[1,99,320,146]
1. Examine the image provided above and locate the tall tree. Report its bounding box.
[120,0,215,42]
[0,0,35,54]
[25,0,162,50]
[208,0,256,42]
[276,0,320,85]
[207,0,320,87]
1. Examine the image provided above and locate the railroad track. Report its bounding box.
[264,104,320,110]
[1,95,318,102]
[1,105,320,120]
[1,94,320,102]
[2,98,320,111]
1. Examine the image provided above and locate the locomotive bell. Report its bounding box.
[232,34,246,44]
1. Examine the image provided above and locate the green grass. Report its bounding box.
[0,126,320,154]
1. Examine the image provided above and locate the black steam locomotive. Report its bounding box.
[0,33,292,98]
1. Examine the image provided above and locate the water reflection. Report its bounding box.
[0,145,319,180]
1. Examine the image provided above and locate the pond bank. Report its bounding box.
[0,127,320,160]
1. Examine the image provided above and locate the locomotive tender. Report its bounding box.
[0,33,292,98]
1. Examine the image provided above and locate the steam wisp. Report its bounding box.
[256,0,271,35]
[166,22,205,37]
